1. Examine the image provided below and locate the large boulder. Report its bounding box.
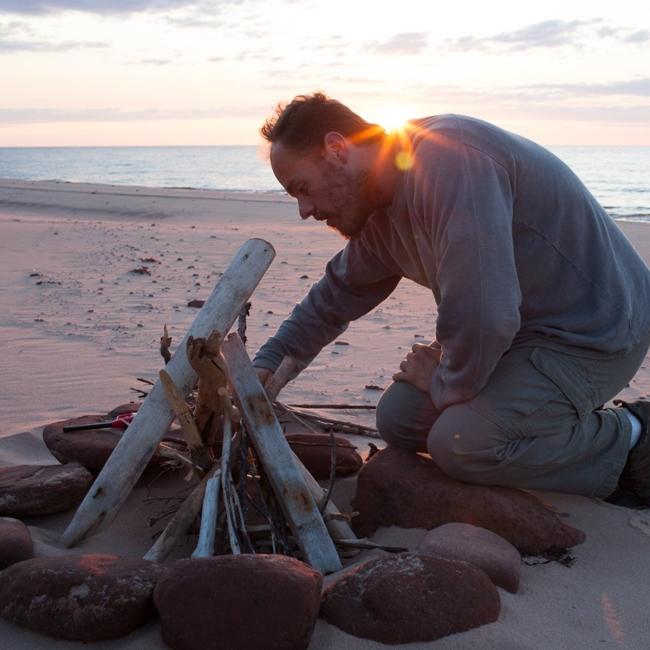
[154,554,322,650]
[286,433,363,478]
[0,463,93,517]
[0,518,33,570]
[320,552,500,644]
[417,523,521,593]
[0,554,164,641]
[352,446,585,555]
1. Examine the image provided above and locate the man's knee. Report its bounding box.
[376,381,433,453]
[427,404,503,482]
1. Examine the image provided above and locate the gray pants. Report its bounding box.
[376,335,650,498]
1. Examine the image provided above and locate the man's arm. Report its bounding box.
[411,124,522,410]
[254,239,401,375]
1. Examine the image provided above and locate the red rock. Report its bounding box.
[43,415,124,473]
[43,407,160,474]
[0,463,93,517]
[286,433,363,479]
[106,402,141,418]
[417,523,521,593]
[0,554,164,641]
[0,518,33,569]
[352,446,585,555]
[320,552,500,644]
[154,554,322,650]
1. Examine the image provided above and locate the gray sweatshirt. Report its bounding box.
[254,115,650,411]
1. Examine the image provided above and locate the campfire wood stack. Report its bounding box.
[61,238,356,574]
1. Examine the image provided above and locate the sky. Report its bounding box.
[0,0,648,146]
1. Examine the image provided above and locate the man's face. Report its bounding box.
[270,139,374,240]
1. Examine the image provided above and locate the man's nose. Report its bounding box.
[298,198,315,220]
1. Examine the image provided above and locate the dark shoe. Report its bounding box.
[614,399,650,505]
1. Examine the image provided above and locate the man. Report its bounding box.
[253,92,650,505]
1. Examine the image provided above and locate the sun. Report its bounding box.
[373,105,412,133]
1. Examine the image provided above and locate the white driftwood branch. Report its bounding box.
[62,239,275,547]
[265,355,301,402]
[221,333,341,573]
[191,475,221,558]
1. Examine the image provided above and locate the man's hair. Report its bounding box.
[260,92,384,153]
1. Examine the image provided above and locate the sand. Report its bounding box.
[1,178,650,649]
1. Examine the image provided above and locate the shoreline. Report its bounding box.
[1,176,648,223]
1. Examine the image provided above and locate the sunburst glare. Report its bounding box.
[373,106,412,133]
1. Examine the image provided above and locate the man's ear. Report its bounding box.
[322,132,349,164]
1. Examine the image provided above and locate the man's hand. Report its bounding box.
[255,367,273,388]
[392,342,441,393]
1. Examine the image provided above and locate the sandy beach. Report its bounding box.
[1,178,650,649]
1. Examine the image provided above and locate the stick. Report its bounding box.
[191,475,221,558]
[276,402,380,438]
[62,239,275,547]
[159,369,211,473]
[265,355,301,402]
[219,393,240,554]
[287,404,377,410]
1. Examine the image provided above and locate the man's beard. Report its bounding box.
[320,161,374,240]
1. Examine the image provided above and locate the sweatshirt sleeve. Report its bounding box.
[253,238,401,373]
[413,128,522,410]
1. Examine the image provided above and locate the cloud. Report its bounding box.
[0,39,106,52]
[0,1,199,14]
[414,80,650,124]
[0,19,106,52]
[624,30,650,44]
[446,19,598,52]
[533,78,650,97]
[416,78,650,106]
[371,32,429,55]
[137,57,173,65]
[0,106,266,124]
[446,20,650,53]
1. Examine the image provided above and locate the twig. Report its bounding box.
[219,389,240,554]
[334,538,408,553]
[159,369,212,474]
[319,426,336,516]
[237,301,251,345]
[160,324,172,364]
[275,401,380,438]
[287,404,376,410]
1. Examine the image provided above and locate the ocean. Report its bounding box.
[0,145,648,223]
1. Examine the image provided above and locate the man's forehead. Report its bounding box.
[271,142,316,181]
[270,141,303,168]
